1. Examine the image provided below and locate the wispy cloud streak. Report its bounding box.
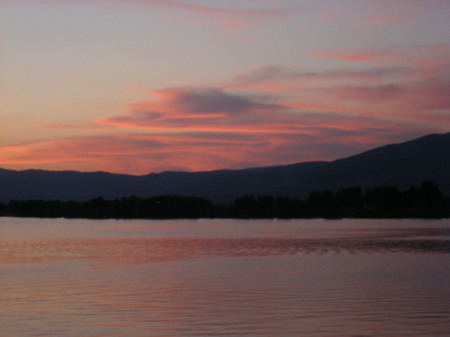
[4,0,296,30]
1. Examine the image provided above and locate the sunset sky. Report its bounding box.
[1,0,449,175]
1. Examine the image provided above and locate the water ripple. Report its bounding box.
[1,236,449,265]
[1,220,450,337]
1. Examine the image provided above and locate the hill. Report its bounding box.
[0,132,449,202]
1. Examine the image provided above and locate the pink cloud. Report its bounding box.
[16,41,445,175]
[314,0,445,27]
[98,87,287,132]
[364,1,418,26]
[362,0,450,27]
[313,50,392,62]
[333,79,450,109]
[330,79,450,125]
[311,44,450,121]
[334,84,403,102]
[139,0,293,19]
[122,0,297,30]
[10,0,296,31]
[314,44,450,78]
[225,65,412,90]
[5,82,433,174]
[2,123,425,175]
[366,11,413,26]
[101,86,400,139]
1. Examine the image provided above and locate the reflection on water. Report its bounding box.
[1,235,450,265]
[1,218,450,336]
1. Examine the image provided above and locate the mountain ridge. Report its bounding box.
[1,132,449,202]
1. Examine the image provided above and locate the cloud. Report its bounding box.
[313,50,391,62]
[309,44,450,122]
[15,44,444,175]
[226,65,413,89]
[3,30,448,175]
[44,122,108,130]
[333,79,450,117]
[314,44,450,78]
[140,0,298,30]
[363,0,450,26]
[6,82,431,174]
[2,81,443,175]
[150,87,277,114]
[417,79,450,110]
[136,0,293,18]
[2,124,423,175]
[5,0,296,30]
[334,84,403,102]
[314,0,448,27]
[98,87,285,131]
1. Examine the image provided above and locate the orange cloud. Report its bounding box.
[3,43,448,175]
[99,86,398,138]
[98,87,288,133]
[2,108,441,175]
[78,71,447,175]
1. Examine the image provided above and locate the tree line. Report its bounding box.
[0,181,449,219]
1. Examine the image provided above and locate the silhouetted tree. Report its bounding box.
[274,196,302,218]
[1,181,448,219]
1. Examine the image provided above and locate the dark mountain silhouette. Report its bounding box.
[1,132,449,202]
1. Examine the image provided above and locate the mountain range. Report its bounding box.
[1,132,449,202]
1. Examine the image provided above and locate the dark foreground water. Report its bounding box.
[1,218,449,337]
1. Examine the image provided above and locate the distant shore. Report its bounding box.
[1,182,449,220]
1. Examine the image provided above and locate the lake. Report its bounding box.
[1,217,449,336]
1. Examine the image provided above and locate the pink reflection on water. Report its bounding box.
[1,218,450,336]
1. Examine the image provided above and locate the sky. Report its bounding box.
[1,0,449,175]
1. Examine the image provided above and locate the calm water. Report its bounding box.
[1,218,449,337]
